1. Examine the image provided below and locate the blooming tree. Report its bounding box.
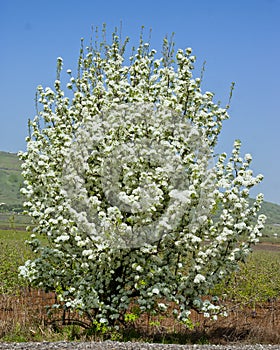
[19,28,266,327]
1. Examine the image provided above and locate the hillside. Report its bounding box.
[0,151,23,209]
[0,151,280,229]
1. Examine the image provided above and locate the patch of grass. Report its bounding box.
[212,250,280,305]
[0,230,34,294]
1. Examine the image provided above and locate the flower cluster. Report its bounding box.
[19,28,265,327]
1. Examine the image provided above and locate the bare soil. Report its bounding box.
[253,242,280,252]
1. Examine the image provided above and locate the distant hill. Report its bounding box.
[0,151,280,228]
[258,200,280,225]
[0,151,23,209]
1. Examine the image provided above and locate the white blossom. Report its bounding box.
[194,274,206,284]
[152,287,160,295]
[18,27,265,326]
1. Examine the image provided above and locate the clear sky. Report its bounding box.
[0,0,279,204]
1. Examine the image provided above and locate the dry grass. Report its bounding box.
[0,288,57,342]
[126,299,280,345]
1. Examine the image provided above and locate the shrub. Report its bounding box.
[19,27,265,328]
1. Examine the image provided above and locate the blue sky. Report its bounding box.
[0,0,279,204]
